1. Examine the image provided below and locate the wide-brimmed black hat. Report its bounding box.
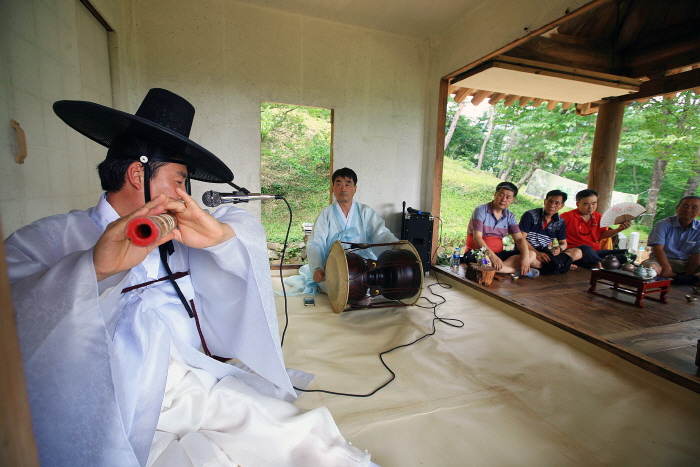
[53,88,233,184]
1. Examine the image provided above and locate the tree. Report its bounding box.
[443,97,484,162]
[260,103,332,243]
[476,106,495,170]
[623,91,700,225]
[444,101,465,149]
[485,103,595,186]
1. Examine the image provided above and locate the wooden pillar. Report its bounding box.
[431,78,449,261]
[0,216,40,466]
[588,101,625,213]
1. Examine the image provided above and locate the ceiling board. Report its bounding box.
[232,0,485,38]
[452,58,641,104]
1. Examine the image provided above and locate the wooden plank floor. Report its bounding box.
[434,265,700,394]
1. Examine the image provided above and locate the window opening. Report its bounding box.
[260,103,332,264]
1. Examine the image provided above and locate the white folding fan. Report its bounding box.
[599,202,646,227]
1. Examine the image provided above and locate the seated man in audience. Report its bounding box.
[303,167,399,293]
[462,181,534,277]
[560,189,631,268]
[514,189,576,275]
[644,195,700,284]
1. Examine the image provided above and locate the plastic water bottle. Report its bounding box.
[451,247,461,271]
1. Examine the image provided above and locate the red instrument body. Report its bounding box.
[126,213,177,247]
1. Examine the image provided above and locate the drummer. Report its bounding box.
[305,167,399,293]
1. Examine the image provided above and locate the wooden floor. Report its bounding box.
[434,265,700,394]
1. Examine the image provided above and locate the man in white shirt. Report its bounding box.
[6,89,373,467]
[305,167,399,293]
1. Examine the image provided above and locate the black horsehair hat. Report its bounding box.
[53,88,233,184]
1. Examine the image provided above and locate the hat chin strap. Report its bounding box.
[141,160,194,319]
[142,162,152,204]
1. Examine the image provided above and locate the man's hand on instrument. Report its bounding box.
[94,193,176,281]
[168,187,236,249]
[313,269,325,283]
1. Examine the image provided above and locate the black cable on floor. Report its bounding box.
[277,196,293,347]
[293,281,464,397]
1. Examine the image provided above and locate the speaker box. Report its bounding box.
[401,214,433,273]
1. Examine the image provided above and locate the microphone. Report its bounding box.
[202,190,282,207]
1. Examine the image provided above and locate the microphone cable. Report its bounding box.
[206,185,294,347]
[277,196,293,347]
[275,205,464,398]
[292,280,463,398]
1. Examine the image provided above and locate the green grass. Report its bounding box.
[438,157,542,249]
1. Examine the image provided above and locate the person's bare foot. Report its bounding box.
[594,262,602,269]
[569,264,578,270]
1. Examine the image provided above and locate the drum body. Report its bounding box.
[325,240,424,314]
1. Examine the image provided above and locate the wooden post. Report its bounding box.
[589,101,625,213]
[0,216,40,466]
[431,78,449,263]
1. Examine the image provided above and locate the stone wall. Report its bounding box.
[268,241,307,264]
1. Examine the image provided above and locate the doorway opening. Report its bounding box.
[260,103,333,263]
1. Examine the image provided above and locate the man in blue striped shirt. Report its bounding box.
[515,190,578,274]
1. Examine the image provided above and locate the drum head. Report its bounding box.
[325,241,350,314]
[392,241,424,306]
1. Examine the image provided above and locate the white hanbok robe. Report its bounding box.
[286,201,398,294]
[6,195,370,467]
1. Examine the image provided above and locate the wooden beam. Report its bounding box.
[622,20,700,78]
[431,78,450,265]
[562,102,573,109]
[489,93,505,105]
[546,100,559,110]
[471,89,491,106]
[443,0,613,80]
[79,0,114,31]
[576,102,599,116]
[502,35,615,75]
[503,94,521,107]
[519,96,533,107]
[531,98,544,108]
[609,68,700,104]
[489,56,641,89]
[613,0,655,52]
[589,101,625,214]
[0,215,40,467]
[453,87,472,103]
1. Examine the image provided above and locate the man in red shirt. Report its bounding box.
[560,189,631,267]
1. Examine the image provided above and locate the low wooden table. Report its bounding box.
[588,269,672,308]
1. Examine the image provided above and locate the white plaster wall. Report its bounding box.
[0,0,127,238]
[128,0,431,233]
[0,0,598,238]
